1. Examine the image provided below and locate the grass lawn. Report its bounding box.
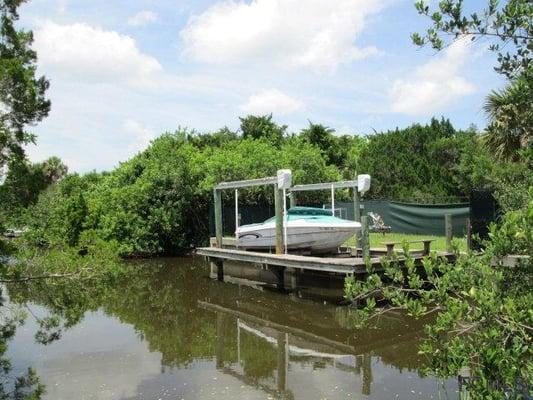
[344,232,467,252]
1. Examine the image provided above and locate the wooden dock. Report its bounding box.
[196,239,454,288]
[196,246,380,275]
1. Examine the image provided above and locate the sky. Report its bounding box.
[18,0,504,172]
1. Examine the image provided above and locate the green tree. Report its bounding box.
[0,156,67,225]
[239,114,287,146]
[483,71,532,160]
[356,118,475,202]
[0,0,50,167]
[300,122,335,157]
[187,126,239,148]
[412,0,532,78]
[40,156,68,182]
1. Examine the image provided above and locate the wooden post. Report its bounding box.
[216,260,224,281]
[216,311,224,369]
[361,353,372,396]
[445,213,453,253]
[353,187,361,247]
[458,366,471,400]
[361,215,370,258]
[330,184,335,216]
[274,187,284,254]
[423,240,431,256]
[466,217,472,251]
[353,187,361,222]
[277,331,288,393]
[214,189,223,248]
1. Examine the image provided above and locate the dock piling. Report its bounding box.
[274,188,284,255]
[216,260,224,281]
[214,189,223,248]
[445,213,453,253]
[361,215,370,258]
[353,186,361,246]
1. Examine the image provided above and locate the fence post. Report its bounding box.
[361,215,370,258]
[274,187,284,254]
[214,189,222,248]
[466,217,472,251]
[445,213,453,253]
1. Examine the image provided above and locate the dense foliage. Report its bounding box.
[344,186,532,397]
[4,112,522,256]
[483,69,532,159]
[21,129,340,256]
[0,0,50,169]
[355,118,476,202]
[0,156,67,225]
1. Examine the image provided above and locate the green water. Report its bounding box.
[3,256,458,399]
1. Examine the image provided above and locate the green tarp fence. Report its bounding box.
[330,200,470,236]
[210,200,470,237]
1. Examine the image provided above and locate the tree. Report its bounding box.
[41,156,68,182]
[187,126,239,148]
[239,114,287,146]
[300,122,335,154]
[412,0,532,78]
[0,156,67,223]
[483,70,532,160]
[355,118,474,202]
[0,0,50,168]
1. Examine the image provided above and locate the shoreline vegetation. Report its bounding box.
[2,117,531,259]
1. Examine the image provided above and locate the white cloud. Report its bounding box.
[390,40,476,115]
[180,0,383,72]
[122,119,156,154]
[34,21,162,84]
[128,10,158,27]
[239,89,304,115]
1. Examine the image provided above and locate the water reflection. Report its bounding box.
[201,280,455,400]
[5,256,458,399]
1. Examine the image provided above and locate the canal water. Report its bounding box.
[4,256,458,399]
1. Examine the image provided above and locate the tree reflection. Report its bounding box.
[0,288,45,399]
[4,256,454,399]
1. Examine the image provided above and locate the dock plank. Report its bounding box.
[196,247,380,274]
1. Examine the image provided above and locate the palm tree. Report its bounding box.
[483,70,532,160]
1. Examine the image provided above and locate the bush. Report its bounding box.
[356,118,478,201]
[23,131,340,256]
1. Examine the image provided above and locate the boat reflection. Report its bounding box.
[200,280,453,400]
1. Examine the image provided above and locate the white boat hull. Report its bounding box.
[237,219,360,253]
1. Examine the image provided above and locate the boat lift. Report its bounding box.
[289,175,371,250]
[213,170,292,255]
[213,171,370,255]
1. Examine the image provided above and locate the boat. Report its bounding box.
[236,207,361,253]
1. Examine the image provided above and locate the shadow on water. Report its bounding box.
[4,255,458,399]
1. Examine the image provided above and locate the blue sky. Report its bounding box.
[19,0,503,172]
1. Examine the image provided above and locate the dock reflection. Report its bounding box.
[200,282,432,399]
